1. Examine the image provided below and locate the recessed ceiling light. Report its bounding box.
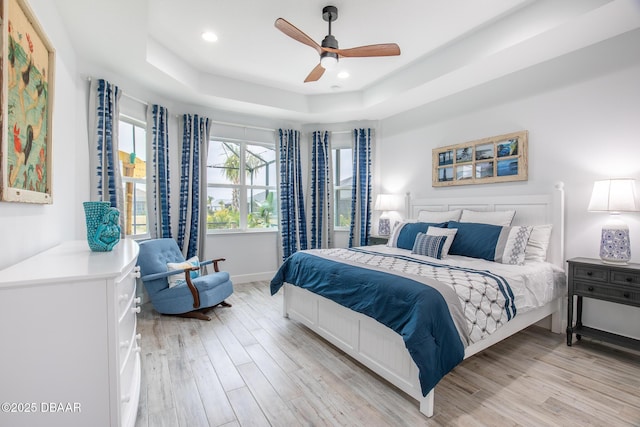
[201,31,218,43]
[337,71,350,79]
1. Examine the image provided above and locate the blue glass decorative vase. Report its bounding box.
[83,201,121,252]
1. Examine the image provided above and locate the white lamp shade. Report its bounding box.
[588,179,638,213]
[374,194,403,212]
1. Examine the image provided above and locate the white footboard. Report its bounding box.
[284,283,435,416]
[283,283,563,417]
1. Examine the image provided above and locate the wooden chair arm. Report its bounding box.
[184,268,201,309]
[200,258,227,272]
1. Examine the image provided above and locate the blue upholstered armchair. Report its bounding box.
[137,238,233,320]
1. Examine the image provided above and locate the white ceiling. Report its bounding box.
[54,0,639,123]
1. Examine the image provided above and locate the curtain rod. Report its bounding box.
[87,76,149,106]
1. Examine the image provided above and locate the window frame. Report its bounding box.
[333,145,353,231]
[206,137,278,234]
[119,114,150,239]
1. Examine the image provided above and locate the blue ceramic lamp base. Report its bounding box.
[599,224,631,265]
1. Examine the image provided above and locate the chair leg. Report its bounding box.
[166,306,214,321]
[162,301,230,322]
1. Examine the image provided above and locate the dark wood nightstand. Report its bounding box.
[566,257,640,351]
[368,235,389,245]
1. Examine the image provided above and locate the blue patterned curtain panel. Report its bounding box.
[310,131,333,249]
[88,78,125,235]
[278,129,308,260]
[178,114,211,259]
[146,104,172,239]
[349,128,373,247]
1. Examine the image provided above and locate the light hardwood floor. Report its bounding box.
[135,281,640,427]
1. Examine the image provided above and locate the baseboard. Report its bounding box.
[231,271,276,284]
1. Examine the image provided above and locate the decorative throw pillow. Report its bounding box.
[459,209,516,226]
[417,209,462,223]
[166,256,200,288]
[387,221,448,250]
[426,226,458,258]
[525,224,553,262]
[447,221,532,265]
[412,233,447,259]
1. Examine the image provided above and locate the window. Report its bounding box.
[333,147,353,228]
[118,117,148,237]
[206,139,278,231]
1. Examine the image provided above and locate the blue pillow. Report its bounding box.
[446,221,533,264]
[447,221,503,260]
[394,222,447,250]
[412,233,447,259]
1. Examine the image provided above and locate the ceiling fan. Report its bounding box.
[275,5,401,83]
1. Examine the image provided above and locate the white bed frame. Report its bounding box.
[282,183,566,417]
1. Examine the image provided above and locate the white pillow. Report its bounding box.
[501,226,534,265]
[166,256,200,288]
[426,226,458,258]
[417,209,461,223]
[525,224,553,262]
[459,209,515,226]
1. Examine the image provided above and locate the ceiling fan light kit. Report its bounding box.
[275,5,401,83]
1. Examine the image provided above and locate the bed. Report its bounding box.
[270,183,567,417]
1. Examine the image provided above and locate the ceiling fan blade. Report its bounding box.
[325,43,401,58]
[304,63,325,83]
[275,18,323,55]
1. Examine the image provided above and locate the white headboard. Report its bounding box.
[408,182,565,268]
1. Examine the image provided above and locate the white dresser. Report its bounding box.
[0,239,141,427]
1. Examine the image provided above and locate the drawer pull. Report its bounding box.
[131,306,141,314]
[134,346,141,353]
[624,292,630,298]
[135,333,142,341]
[626,277,633,282]
[588,286,594,292]
[586,271,593,276]
[134,297,142,304]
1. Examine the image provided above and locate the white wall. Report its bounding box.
[379,63,640,340]
[0,0,83,270]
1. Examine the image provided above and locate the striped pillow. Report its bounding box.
[412,233,447,259]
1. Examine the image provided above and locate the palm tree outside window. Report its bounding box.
[206,139,278,231]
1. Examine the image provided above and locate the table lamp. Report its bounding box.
[374,194,403,236]
[588,178,638,264]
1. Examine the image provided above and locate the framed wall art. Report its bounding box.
[432,130,528,187]
[1,0,55,203]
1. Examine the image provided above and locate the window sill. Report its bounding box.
[207,228,279,236]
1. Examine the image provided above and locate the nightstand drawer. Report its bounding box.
[574,281,640,305]
[573,264,608,282]
[610,271,640,286]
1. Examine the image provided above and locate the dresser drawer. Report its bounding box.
[117,276,137,319]
[120,349,141,423]
[120,351,141,427]
[574,281,640,305]
[119,315,139,370]
[573,264,608,282]
[610,270,640,286]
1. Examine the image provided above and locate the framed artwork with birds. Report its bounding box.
[1,0,55,203]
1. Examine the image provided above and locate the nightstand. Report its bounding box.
[368,235,389,245]
[566,257,640,351]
